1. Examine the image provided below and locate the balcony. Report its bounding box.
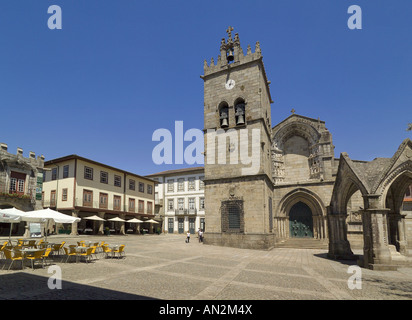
[174,208,197,215]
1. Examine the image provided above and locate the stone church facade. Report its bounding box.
[201,27,412,270]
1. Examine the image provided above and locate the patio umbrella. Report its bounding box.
[145,219,159,224]
[83,215,106,221]
[24,208,81,224]
[0,207,25,242]
[127,218,143,223]
[23,208,81,240]
[108,217,126,222]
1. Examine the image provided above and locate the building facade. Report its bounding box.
[42,155,156,235]
[200,27,412,270]
[0,143,45,236]
[146,167,205,235]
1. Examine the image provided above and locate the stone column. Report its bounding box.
[120,213,126,235]
[327,207,355,259]
[98,212,105,235]
[361,208,393,269]
[396,214,407,255]
[70,210,79,236]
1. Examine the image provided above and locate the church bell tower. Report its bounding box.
[201,27,275,249]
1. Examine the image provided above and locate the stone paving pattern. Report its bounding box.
[1,234,412,300]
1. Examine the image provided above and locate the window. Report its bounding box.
[51,190,56,207]
[168,199,174,211]
[129,198,135,212]
[100,171,108,184]
[147,202,153,214]
[138,200,144,213]
[113,195,121,211]
[188,198,195,210]
[188,177,195,190]
[178,178,184,191]
[84,167,93,180]
[9,178,16,192]
[99,193,108,209]
[178,198,184,210]
[83,190,93,207]
[62,188,68,201]
[199,176,205,190]
[221,200,244,233]
[63,165,69,179]
[52,168,57,180]
[200,197,205,210]
[147,185,153,194]
[114,175,121,187]
[129,179,135,190]
[17,179,24,193]
[167,179,174,192]
[139,182,145,193]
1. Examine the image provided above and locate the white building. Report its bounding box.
[146,167,205,234]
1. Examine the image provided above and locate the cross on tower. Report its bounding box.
[226,26,234,41]
[291,108,296,114]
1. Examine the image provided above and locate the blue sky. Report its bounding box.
[0,0,411,176]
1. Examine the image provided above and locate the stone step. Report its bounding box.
[276,238,328,249]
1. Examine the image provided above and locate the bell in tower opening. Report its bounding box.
[220,106,229,128]
[235,101,245,125]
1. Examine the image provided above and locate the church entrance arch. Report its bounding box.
[289,202,313,238]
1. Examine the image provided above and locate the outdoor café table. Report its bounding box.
[17,248,44,268]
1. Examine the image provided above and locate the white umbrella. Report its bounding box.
[108,217,126,222]
[127,218,143,223]
[84,215,106,221]
[24,208,80,224]
[24,208,81,240]
[145,219,159,224]
[0,207,25,242]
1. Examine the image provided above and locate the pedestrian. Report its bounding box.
[199,229,203,243]
[186,231,190,243]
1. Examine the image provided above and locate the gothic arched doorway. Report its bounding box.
[289,202,313,238]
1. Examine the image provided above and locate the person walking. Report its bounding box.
[198,229,203,243]
[186,231,190,243]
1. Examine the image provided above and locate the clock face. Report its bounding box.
[225,79,235,90]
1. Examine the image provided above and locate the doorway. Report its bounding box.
[289,202,313,238]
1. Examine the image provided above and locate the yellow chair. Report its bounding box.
[3,249,24,270]
[17,239,24,246]
[27,240,36,248]
[63,247,77,263]
[112,245,126,259]
[0,241,8,258]
[102,244,112,258]
[77,241,86,247]
[79,246,94,263]
[26,249,45,270]
[41,248,53,268]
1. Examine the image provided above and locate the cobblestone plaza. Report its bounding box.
[1,234,412,301]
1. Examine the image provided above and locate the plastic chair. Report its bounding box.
[3,249,24,270]
[41,248,53,268]
[0,241,8,259]
[112,245,126,259]
[102,244,112,258]
[63,247,77,263]
[79,247,94,263]
[26,249,45,270]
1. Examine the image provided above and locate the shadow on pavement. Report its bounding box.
[0,272,158,300]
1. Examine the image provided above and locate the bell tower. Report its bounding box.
[201,27,275,249]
